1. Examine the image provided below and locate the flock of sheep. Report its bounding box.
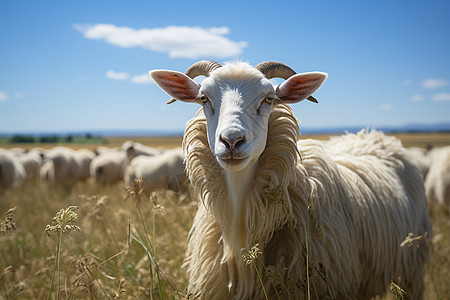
[1,59,449,299]
[0,141,186,192]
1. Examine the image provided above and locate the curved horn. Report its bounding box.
[255,61,318,103]
[185,60,222,79]
[254,61,296,80]
[167,60,222,104]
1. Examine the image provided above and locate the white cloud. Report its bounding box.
[75,24,248,59]
[421,78,447,89]
[432,93,450,102]
[0,91,8,102]
[106,70,130,80]
[131,73,153,84]
[380,104,392,111]
[402,79,411,86]
[411,94,425,102]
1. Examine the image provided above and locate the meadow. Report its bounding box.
[0,132,449,299]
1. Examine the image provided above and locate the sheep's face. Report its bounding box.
[150,62,327,173]
[199,66,274,172]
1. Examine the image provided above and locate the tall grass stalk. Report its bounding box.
[45,206,80,300]
[241,244,268,300]
[304,225,311,300]
[125,179,165,298]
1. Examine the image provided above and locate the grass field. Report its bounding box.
[0,133,449,299]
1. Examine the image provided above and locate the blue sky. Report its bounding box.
[1,0,449,134]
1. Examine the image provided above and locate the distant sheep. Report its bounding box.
[150,60,432,299]
[407,147,431,179]
[15,149,44,179]
[75,149,96,181]
[0,149,27,190]
[39,146,82,188]
[425,146,450,211]
[124,148,186,192]
[90,149,127,185]
[121,140,162,161]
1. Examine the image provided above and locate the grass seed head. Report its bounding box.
[0,207,17,235]
[241,243,262,265]
[123,177,145,204]
[45,205,81,236]
[390,281,406,300]
[400,232,429,248]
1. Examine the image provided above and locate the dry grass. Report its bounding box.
[0,133,449,299]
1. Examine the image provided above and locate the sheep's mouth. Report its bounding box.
[217,154,251,171]
[221,157,247,165]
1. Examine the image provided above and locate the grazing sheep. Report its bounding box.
[0,149,27,189]
[75,149,96,181]
[425,146,450,211]
[39,146,82,188]
[121,140,161,160]
[407,147,431,179]
[90,149,127,185]
[15,150,43,179]
[124,147,186,192]
[150,60,432,299]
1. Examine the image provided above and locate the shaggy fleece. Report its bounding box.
[182,103,431,299]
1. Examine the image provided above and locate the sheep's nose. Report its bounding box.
[219,134,245,150]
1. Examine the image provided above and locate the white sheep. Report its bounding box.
[39,146,82,188]
[150,60,432,299]
[425,146,450,211]
[407,146,431,179]
[90,148,127,185]
[124,147,186,192]
[15,149,43,179]
[75,148,96,181]
[0,149,27,190]
[121,140,162,160]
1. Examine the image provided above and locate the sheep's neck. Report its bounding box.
[224,161,256,212]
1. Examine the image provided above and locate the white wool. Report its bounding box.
[39,146,82,188]
[124,147,186,192]
[182,104,431,299]
[425,146,450,211]
[75,149,96,181]
[90,150,127,185]
[0,149,27,189]
[407,147,431,179]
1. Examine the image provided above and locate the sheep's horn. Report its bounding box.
[185,60,222,79]
[168,60,222,104]
[255,61,318,103]
[255,61,296,80]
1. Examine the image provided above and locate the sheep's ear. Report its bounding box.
[149,70,200,103]
[276,72,327,103]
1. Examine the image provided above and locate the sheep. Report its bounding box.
[75,149,96,181]
[39,146,82,188]
[150,60,432,299]
[0,149,27,190]
[124,147,187,192]
[121,140,162,160]
[90,148,127,185]
[407,146,431,179]
[425,146,450,211]
[15,149,43,179]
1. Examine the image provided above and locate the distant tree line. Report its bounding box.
[8,133,107,144]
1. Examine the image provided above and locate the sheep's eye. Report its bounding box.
[265,96,274,104]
